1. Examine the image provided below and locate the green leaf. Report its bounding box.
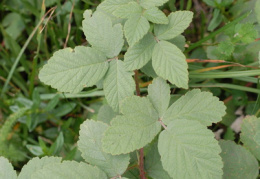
[82,11,124,58]
[219,140,259,179]
[141,60,158,78]
[163,89,226,126]
[241,116,260,160]
[152,40,188,89]
[148,77,170,117]
[0,157,17,179]
[154,11,193,40]
[39,46,109,93]
[145,142,171,179]
[113,2,142,19]
[31,161,107,179]
[217,38,234,58]
[124,34,156,70]
[102,96,161,155]
[98,0,134,14]
[103,60,135,112]
[234,23,258,44]
[97,105,117,124]
[18,157,62,179]
[124,14,150,47]
[140,0,169,9]
[168,35,186,51]
[78,120,130,177]
[255,0,260,24]
[208,9,223,31]
[158,119,223,179]
[143,7,168,24]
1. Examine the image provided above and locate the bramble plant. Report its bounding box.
[1,0,260,179]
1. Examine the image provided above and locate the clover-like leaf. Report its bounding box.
[0,157,17,179]
[241,116,260,160]
[158,119,223,179]
[102,96,161,155]
[163,89,226,126]
[124,33,156,70]
[82,11,124,58]
[78,120,130,177]
[103,60,135,112]
[39,46,109,93]
[154,11,193,40]
[152,40,188,89]
[148,77,170,117]
[219,140,259,179]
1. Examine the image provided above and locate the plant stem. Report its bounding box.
[134,70,146,179]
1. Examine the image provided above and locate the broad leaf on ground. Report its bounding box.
[0,157,17,179]
[39,47,109,93]
[163,89,226,126]
[148,77,170,117]
[31,161,107,179]
[18,157,62,179]
[219,140,259,179]
[78,120,130,177]
[102,96,161,155]
[82,11,124,58]
[158,119,223,179]
[143,7,168,24]
[152,40,188,89]
[124,34,156,70]
[124,14,150,47]
[241,116,260,160]
[154,11,193,40]
[103,60,135,112]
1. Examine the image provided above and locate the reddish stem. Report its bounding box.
[134,70,146,179]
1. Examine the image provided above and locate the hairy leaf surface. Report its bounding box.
[163,89,226,126]
[39,47,108,93]
[78,120,130,177]
[158,120,223,179]
[113,2,142,19]
[152,40,188,88]
[103,60,135,112]
[98,0,134,14]
[143,7,168,24]
[140,0,169,9]
[0,157,16,179]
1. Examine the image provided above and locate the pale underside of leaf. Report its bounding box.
[140,0,169,9]
[102,96,161,155]
[124,14,150,47]
[98,0,134,14]
[124,33,156,71]
[163,89,226,126]
[113,2,142,19]
[39,46,109,93]
[78,120,130,178]
[158,119,223,179]
[154,11,193,40]
[97,104,117,124]
[0,157,17,179]
[240,116,260,160]
[143,7,169,24]
[82,11,124,58]
[152,40,188,89]
[31,161,107,179]
[103,60,135,112]
[148,77,170,117]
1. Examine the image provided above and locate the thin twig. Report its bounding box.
[64,0,75,48]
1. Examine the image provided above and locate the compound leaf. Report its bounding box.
[103,60,135,112]
[154,11,193,40]
[124,14,150,47]
[163,89,226,126]
[102,96,161,155]
[0,157,17,179]
[113,2,142,19]
[39,46,109,93]
[98,0,134,14]
[219,140,259,179]
[78,120,130,177]
[124,33,156,70]
[241,116,260,160]
[140,0,169,9]
[148,77,170,117]
[82,11,124,58]
[18,157,62,179]
[152,40,188,89]
[31,161,107,179]
[143,7,168,24]
[158,119,223,179]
